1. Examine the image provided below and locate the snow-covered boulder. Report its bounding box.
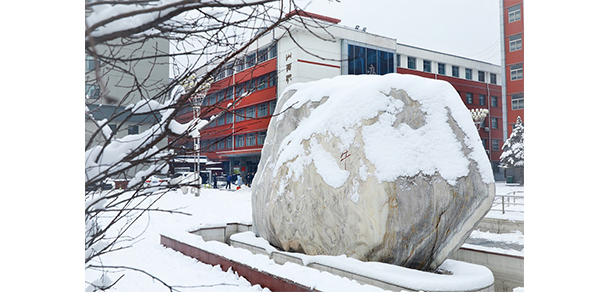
[251,74,495,271]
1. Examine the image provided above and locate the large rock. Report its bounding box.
[252,74,495,271]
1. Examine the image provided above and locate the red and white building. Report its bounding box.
[500,0,524,136]
[173,11,504,177]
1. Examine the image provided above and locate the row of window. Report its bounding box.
[207,100,277,127]
[346,44,395,75]
[400,55,497,84]
[215,44,277,80]
[203,131,267,150]
[203,71,277,106]
[463,93,500,107]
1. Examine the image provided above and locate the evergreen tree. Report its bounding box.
[500,116,524,168]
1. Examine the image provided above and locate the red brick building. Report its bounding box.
[501,0,524,136]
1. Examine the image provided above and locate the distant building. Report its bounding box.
[85,37,170,150]
[174,11,504,177]
[500,0,524,136]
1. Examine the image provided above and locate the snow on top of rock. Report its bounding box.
[274,74,494,186]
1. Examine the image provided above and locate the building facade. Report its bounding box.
[501,0,524,136]
[175,11,504,177]
[85,38,170,149]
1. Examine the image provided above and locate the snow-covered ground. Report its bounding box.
[85,182,524,291]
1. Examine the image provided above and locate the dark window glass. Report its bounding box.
[491,96,498,107]
[246,133,256,146]
[452,66,459,77]
[257,75,268,90]
[478,71,485,82]
[258,103,268,117]
[466,93,473,104]
[438,63,446,75]
[407,57,416,69]
[479,94,486,105]
[128,125,139,135]
[465,68,472,80]
[258,131,266,145]
[269,71,277,87]
[246,53,256,68]
[423,60,431,73]
[246,106,256,119]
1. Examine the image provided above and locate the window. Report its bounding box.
[258,103,268,117]
[478,71,485,82]
[246,53,256,68]
[257,75,268,91]
[346,44,395,75]
[128,125,139,135]
[490,73,497,85]
[226,136,233,149]
[407,57,416,69]
[85,84,100,98]
[258,48,268,63]
[479,94,486,106]
[246,133,256,146]
[438,63,446,75]
[491,96,498,107]
[246,79,255,92]
[396,54,401,67]
[217,68,226,80]
[235,108,245,122]
[269,100,277,115]
[236,83,244,98]
[225,112,233,124]
[511,93,524,110]
[466,93,473,104]
[246,106,256,119]
[509,34,523,52]
[269,71,277,87]
[235,58,245,72]
[423,60,431,72]
[491,117,498,129]
[465,68,472,80]
[508,5,522,23]
[492,140,500,151]
[217,114,225,126]
[217,139,225,149]
[258,131,266,145]
[510,63,524,80]
[236,135,245,147]
[452,65,460,78]
[225,86,234,100]
[482,138,488,149]
[268,44,277,59]
[86,55,97,71]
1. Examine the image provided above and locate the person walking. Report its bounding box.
[225,173,232,190]
[213,174,218,189]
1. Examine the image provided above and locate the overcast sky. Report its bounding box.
[293,0,502,65]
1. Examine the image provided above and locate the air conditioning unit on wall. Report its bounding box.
[484,127,489,132]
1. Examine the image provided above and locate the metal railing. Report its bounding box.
[492,191,524,214]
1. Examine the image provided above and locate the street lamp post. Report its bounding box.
[187,77,212,196]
